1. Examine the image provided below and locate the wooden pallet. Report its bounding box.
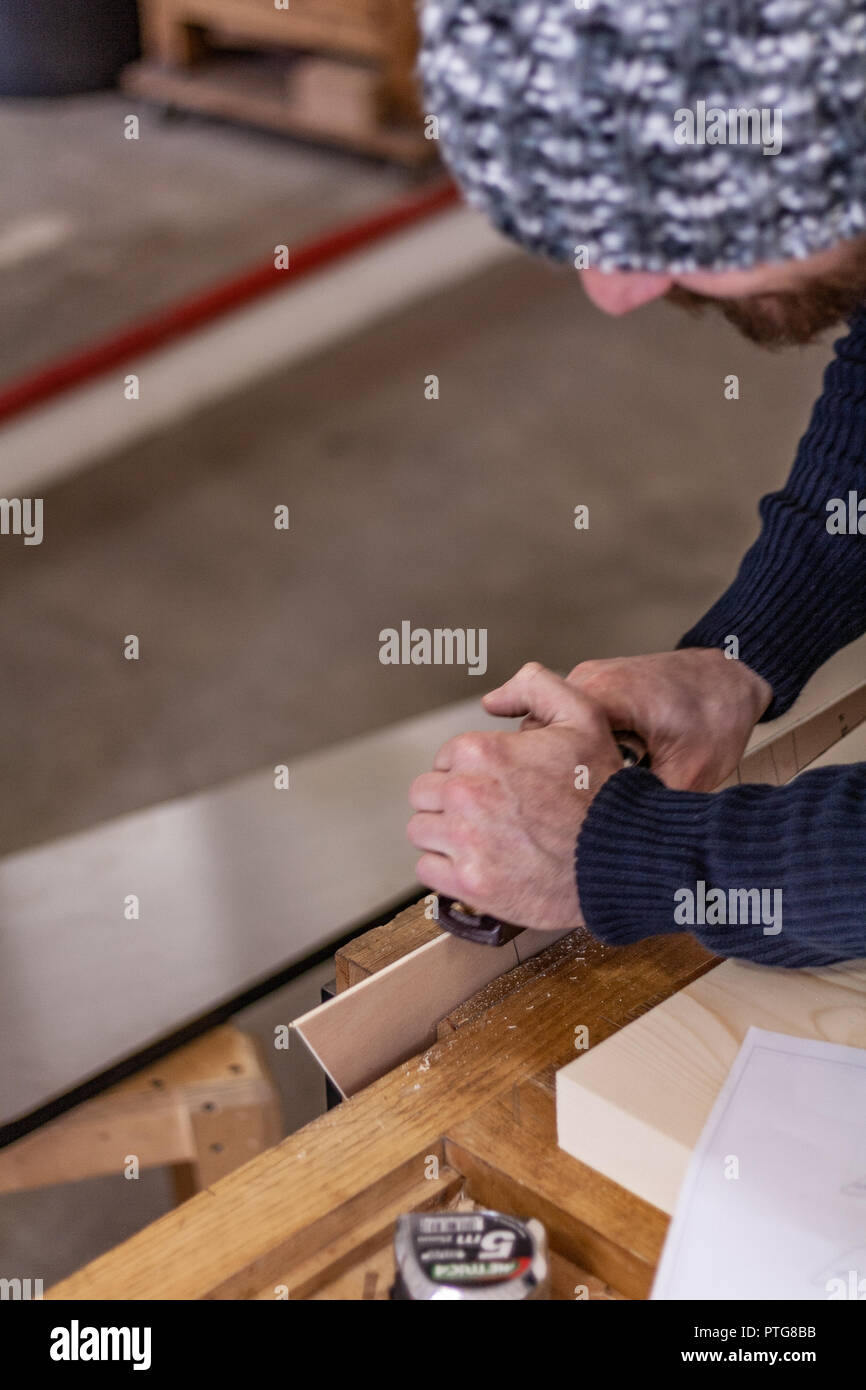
[125,0,434,163]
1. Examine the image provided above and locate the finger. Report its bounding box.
[415,852,461,898]
[408,771,448,811]
[483,661,603,730]
[433,739,457,772]
[566,668,638,731]
[433,730,500,772]
[651,748,716,793]
[519,714,546,731]
[406,811,454,854]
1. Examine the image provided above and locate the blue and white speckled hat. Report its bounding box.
[418,0,866,272]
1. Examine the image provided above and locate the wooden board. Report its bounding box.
[718,678,866,788]
[556,956,866,1215]
[293,919,570,1096]
[335,898,441,991]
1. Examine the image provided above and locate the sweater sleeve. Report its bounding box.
[577,763,866,967]
[677,310,866,720]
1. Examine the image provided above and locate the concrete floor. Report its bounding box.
[0,91,424,384]
[0,253,831,855]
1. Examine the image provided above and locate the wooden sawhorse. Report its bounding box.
[0,1027,281,1203]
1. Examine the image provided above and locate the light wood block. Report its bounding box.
[556,957,866,1215]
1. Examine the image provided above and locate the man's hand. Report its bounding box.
[558,648,772,791]
[407,663,623,931]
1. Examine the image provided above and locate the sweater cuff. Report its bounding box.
[676,622,793,722]
[576,767,703,945]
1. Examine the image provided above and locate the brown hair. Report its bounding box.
[666,241,866,347]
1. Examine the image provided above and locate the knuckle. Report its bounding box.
[416,853,437,887]
[570,659,598,679]
[443,776,477,812]
[569,660,607,694]
[453,733,487,767]
[564,686,607,731]
[452,815,478,849]
[458,856,488,900]
[582,699,610,734]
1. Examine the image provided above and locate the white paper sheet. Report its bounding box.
[652,1027,866,1300]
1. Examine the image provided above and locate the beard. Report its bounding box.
[665,243,866,348]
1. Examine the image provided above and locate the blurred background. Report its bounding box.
[0,1,835,1286]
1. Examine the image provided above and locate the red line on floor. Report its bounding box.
[0,179,459,426]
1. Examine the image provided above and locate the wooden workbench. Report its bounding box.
[48,900,715,1300]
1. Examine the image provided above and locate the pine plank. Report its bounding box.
[557,957,866,1214]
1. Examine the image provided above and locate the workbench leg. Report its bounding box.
[171,1042,283,1200]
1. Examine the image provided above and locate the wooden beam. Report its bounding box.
[335,899,439,991]
[0,1092,193,1192]
[445,1082,667,1299]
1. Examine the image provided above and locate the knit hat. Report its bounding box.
[418,1,866,273]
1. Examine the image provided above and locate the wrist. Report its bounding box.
[689,645,773,724]
[728,654,773,723]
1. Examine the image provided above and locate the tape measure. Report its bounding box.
[391,1210,550,1300]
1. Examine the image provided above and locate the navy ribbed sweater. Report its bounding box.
[577,310,866,967]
